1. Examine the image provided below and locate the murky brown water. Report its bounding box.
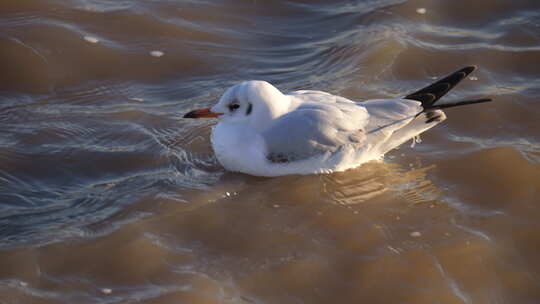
[1,0,540,303]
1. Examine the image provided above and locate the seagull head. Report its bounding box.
[184,81,290,131]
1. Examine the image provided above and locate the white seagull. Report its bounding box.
[184,66,492,176]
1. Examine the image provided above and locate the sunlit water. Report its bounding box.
[1,0,539,303]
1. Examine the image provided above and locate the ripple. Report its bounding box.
[321,162,440,206]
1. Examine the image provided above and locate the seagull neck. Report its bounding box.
[250,95,291,132]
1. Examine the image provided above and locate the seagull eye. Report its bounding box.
[228,103,240,111]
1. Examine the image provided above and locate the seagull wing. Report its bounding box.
[362,98,437,154]
[261,96,368,163]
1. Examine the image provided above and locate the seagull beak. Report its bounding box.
[183,108,222,118]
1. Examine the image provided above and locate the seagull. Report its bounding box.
[184,66,492,176]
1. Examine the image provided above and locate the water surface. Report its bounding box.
[1,0,540,303]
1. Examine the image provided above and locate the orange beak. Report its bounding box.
[183,108,222,118]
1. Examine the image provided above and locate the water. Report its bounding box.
[1,0,539,303]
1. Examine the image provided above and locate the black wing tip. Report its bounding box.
[433,97,493,110]
[462,65,477,73]
[405,65,482,108]
[446,65,477,82]
[477,97,492,103]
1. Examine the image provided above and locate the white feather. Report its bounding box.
[209,81,445,176]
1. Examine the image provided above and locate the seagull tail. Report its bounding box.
[404,66,492,111]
